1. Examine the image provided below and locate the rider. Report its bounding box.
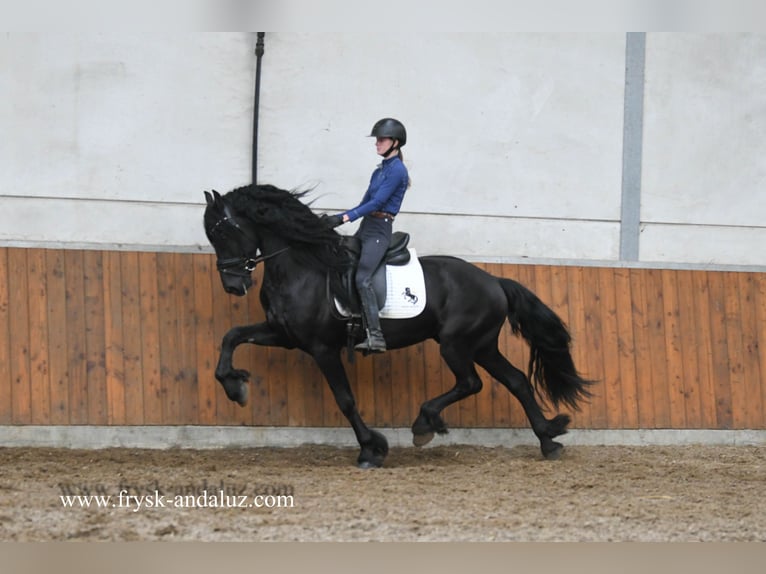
[324,118,410,354]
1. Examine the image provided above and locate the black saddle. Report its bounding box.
[338,231,411,312]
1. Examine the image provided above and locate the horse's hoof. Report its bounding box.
[412,432,435,447]
[543,442,564,461]
[235,384,249,407]
[357,460,381,470]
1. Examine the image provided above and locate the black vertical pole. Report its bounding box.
[252,32,265,184]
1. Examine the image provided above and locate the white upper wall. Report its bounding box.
[1,33,765,268]
[1,33,254,202]
[642,34,766,228]
[639,33,766,266]
[258,33,626,222]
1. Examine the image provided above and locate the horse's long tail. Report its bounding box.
[499,278,594,410]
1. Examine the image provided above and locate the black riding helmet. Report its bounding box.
[369,118,407,147]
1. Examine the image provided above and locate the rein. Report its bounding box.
[216,246,290,276]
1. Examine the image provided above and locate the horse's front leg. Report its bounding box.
[313,349,389,468]
[216,322,292,406]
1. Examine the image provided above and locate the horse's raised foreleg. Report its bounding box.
[216,322,293,406]
[313,349,389,468]
[411,343,483,447]
[476,347,569,460]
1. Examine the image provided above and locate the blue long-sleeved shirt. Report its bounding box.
[341,156,409,222]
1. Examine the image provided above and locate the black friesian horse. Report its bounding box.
[203,184,593,467]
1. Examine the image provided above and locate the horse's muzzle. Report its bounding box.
[222,276,252,297]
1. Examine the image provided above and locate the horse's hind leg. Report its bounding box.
[476,347,569,460]
[411,343,483,447]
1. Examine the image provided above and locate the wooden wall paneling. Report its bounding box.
[737,273,763,428]
[269,345,292,426]
[612,268,639,428]
[582,266,608,428]
[103,251,126,425]
[723,271,747,429]
[629,269,656,428]
[389,347,411,428]
[372,352,393,427]
[265,347,289,427]
[353,353,376,423]
[691,271,718,428]
[176,253,200,425]
[83,250,108,424]
[193,254,217,425]
[303,352,328,427]
[675,270,702,428]
[64,250,88,424]
[404,342,427,430]
[4,248,766,432]
[661,269,687,429]
[138,252,163,424]
[598,266,623,429]
[0,249,11,423]
[755,274,766,427]
[8,249,32,424]
[644,269,671,428]
[27,249,51,425]
[120,251,145,425]
[45,250,69,424]
[156,252,181,424]
[706,271,733,428]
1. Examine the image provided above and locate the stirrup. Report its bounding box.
[355,330,386,354]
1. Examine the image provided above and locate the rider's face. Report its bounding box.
[375,137,395,156]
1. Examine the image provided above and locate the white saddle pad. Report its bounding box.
[335,248,426,319]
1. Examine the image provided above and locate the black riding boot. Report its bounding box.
[355,286,387,354]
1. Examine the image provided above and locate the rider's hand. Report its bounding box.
[320,214,344,228]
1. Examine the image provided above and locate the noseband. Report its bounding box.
[210,206,288,277]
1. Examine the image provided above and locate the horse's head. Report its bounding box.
[203,189,260,296]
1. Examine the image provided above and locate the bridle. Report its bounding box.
[210,204,289,277]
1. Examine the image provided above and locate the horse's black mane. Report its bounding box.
[225,184,349,274]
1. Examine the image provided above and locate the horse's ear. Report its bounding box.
[204,191,214,205]
[213,190,222,203]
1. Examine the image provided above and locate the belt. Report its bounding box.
[369,211,395,220]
